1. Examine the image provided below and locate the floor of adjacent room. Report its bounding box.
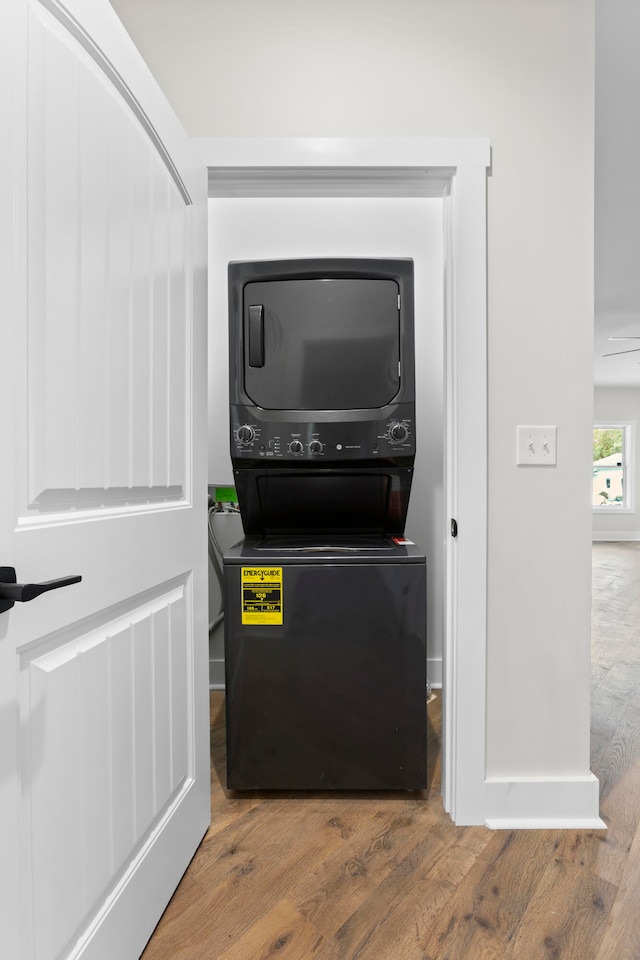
[141,541,640,959]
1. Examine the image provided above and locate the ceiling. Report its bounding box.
[594,0,640,387]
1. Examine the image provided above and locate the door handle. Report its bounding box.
[0,567,82,614]
[248,304,264,367]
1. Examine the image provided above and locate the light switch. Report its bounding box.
[517,426,557,465]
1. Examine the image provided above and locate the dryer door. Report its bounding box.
[243,278,401,410]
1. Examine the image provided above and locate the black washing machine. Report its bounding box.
[223,536,427,790]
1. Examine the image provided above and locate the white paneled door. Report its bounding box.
[0,1,210,958]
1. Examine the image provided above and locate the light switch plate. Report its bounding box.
[517,425,557,465]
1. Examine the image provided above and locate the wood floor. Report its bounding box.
[141,542,640,959]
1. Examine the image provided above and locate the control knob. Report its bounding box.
[236,424,255,444]
[308,440,323,454]
[389,422,409,443]
[289,440,304,454]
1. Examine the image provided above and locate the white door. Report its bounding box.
[0,1,210,957]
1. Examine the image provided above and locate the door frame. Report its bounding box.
[197,137,490,825]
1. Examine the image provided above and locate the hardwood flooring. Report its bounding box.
[141,541,640,959]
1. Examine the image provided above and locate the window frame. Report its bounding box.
[593,420,635,515]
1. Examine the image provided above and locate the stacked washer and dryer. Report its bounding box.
[222,258,428,791]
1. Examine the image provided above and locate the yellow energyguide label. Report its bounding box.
[241,567,283,625]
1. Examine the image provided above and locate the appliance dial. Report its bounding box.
[389,422,409,443]
[289,440,304,454]
[308,440,323,454]
[236,424,255,444]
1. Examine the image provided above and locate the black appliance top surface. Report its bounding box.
[222,535,426,564]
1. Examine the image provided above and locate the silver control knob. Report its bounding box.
[236,424,255,444]
[308,440,323,454]
[289,440,304,454]
[389,423,409,443]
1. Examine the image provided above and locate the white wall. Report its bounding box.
[109,0,595,783]
[595,0,640,345]
[593,387,640,539]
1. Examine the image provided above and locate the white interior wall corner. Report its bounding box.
[109,0,596,829]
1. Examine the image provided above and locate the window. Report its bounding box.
[593,422,635,512]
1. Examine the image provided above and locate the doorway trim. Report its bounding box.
[197,137,490,824]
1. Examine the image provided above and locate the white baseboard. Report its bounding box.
[592,531,640,541]
[484,774,605,829]
[427,657,443,689]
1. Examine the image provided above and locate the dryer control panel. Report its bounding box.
[230,404,415,462]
